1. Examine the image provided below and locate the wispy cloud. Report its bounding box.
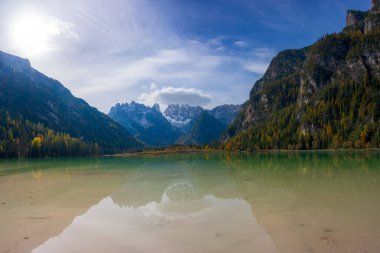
[242,47,274,75]
[244,62,270,75]
[252,47,275,58]
[74,42,226,93]
[0,0,280,112]
[233,40,250,48]
[43,38,274,112]
[72,4,114,37]
[47,16,78,39]
[238,0,306,31]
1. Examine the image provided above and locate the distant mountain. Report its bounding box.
[163,104,241,145]
[208,104,241,127]
[0,51,141,153]
[108,102,180,147]
[223,1,380,150]
[109,102,241,147]
[163,104,241,130]
[178,111,226,145]
[163,104,204,132]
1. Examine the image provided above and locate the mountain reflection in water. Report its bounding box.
[34,192,276,253]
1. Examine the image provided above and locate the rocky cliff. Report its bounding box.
[345,1,380,33]
[223,1,380,150]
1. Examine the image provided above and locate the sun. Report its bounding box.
[11,15,49,56]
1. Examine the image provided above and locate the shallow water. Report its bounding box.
[0,152,379,253]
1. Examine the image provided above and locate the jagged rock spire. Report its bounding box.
[373,0,380,11]
[373,0,379,8]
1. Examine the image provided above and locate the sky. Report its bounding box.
[0,0,371,112]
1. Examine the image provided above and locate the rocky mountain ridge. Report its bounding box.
[345,0,380,33]
[223,1,380,150]
[108,102,181,147]
[109,102,241,147]
[163,104,204,132]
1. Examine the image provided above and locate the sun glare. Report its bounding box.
[11,15,49,56]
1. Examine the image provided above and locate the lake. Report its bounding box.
[0,152,379,253]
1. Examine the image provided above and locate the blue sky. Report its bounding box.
[0,0,371,112]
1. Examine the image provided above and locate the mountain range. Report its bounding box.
[1,0,379,156]
[108,102,181,147]
[0,49,240,156]
[108,102,241,147]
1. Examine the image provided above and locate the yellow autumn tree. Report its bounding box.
[31,136,42,150]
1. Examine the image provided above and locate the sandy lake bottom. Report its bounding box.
[0,152,379,253]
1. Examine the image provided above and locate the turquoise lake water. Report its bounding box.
[0,152,379,253]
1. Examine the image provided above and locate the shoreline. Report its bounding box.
[1,148,378,160]
[109,150,219,157]
[110,148,380,157]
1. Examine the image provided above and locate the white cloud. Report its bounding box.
[73,43,227,94]
[138,86,211,108]
[252,47,274,58]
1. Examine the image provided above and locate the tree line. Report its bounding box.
[0,111,100,158]
[222,72,380,151]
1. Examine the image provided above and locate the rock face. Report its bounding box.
[225,49,306,136]
[365,12,380,33]
[373,0,380,10]
[0,51,141,151]
[346,11,367,28]
[223,1,380,150]
[108,102,181,147]
[344,1,380,33]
